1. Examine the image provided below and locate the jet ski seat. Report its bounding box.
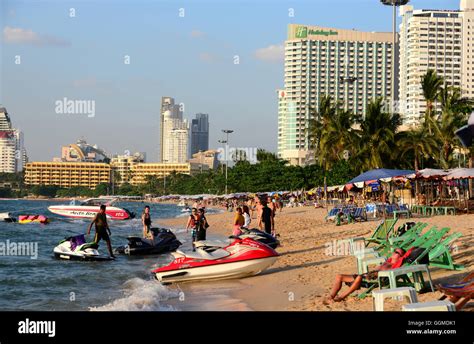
[175,248,230,260]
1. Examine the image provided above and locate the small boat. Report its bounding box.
[152,237,278,284]
[53,234,114,261]
[18,215,49,224]
[48,197,135,220]
[181,207,191,213]
[0,212,16,222]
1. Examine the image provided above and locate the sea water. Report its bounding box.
[0,199,239,311]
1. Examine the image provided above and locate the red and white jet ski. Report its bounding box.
[152,237,278,284]
[48,197,135,220]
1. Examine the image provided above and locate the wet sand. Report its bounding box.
[158,206,473,311]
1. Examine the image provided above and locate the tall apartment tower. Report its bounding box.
[0,107,26,172]
[278,24,395,166]
[159,97,189,163]
[399,5,463,127]
[190,113,209,155]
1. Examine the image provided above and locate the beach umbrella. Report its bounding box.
[444,168,474,180]
[348,169,414,184]
[414,168,450,179]
[455,111,474,147]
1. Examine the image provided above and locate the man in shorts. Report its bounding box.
[87,204,115,258]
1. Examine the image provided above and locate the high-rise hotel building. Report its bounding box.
[278,25,396,166]
[399,0,474,127]
[159,97,189,164]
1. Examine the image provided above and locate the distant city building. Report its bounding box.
[190,113,209,155]
[188,149,219,170]
[24,162,111,188]
[110,152,146,185]
[399,3,469,127]
[160,97,189,163]
[0,107,27,172]
[0,107,12,131]
[278,25,396,166]
[0,131,17,173]
[59,139,110,163]
[130,162,208,185]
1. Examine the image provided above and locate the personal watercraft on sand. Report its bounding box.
[53,234,114,261]
[152,237,278,284]
[195,228,280,250]
[115,228,182,256]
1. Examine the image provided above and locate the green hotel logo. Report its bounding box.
[295,26,308,38]
[295,26,338,38]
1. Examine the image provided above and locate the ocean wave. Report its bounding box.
[89,277,178,311]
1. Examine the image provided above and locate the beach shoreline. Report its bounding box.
[157,206,473,311]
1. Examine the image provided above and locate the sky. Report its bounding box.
[0,0,460,161]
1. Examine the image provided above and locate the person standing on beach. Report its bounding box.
[259,201,274,235]
[87,205,115,258]
[142,206,153,242]
[233,207,245,236]
[186,208,201,251]
[197,207,209,241]
[255,196,263,223]
[242,205,251,229]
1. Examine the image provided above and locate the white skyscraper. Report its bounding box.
[160,97,189,163]
[0,107,26,172]
[399,1,474,127]
[279,24,395,166]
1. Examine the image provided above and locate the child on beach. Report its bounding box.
[233,207,245,236]
[324,248,406,303]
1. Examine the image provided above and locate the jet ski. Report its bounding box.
[239,228,280,249]
[115,228,182,256]
[0,212,16,222]
[195,228,280,250]
[53,234,114,261]
[152,237,278,284]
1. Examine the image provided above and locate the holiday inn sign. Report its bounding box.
[294,26,339,38]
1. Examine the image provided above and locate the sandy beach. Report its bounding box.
[158,206,473,311]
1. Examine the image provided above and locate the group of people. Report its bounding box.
[186,207,210,251]
[85,204,157,259]
[232,196,278,237]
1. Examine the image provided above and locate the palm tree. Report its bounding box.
[434,85,473,168]
[421,69,444,135]
[307,95,336,158]
[354,98,401,172]
[398,127,438,172]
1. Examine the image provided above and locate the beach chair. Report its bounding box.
[352,207,367,222]
[428,232,464,271]
[325,208,341,222]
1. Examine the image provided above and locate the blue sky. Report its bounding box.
[0,0,460,161]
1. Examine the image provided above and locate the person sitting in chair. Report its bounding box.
[324,248,406,303]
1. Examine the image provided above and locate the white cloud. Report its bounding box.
[255,44,284,62]
[3,26,70,47]
[190,30,205,38]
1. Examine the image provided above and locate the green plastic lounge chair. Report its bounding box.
[428,232,464,271]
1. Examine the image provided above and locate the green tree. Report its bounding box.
[421,69,444,135]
